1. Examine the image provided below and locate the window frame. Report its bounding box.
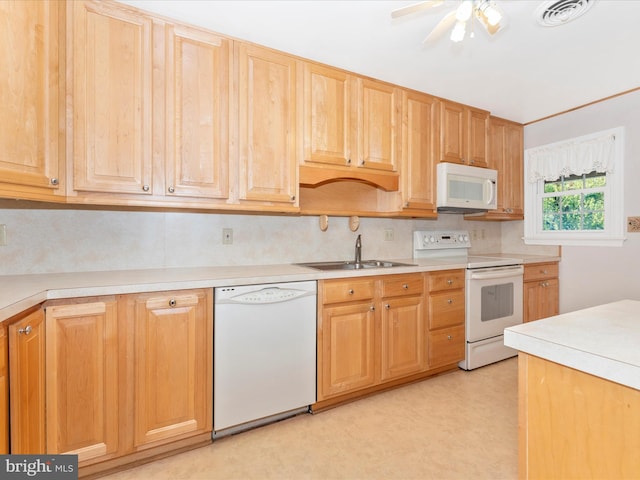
[524,127,625,247]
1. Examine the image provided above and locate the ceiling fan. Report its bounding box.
[391,0,506,45]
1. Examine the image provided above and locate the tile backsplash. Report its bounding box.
[0,202,555,275]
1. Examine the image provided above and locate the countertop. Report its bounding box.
[504,299,640,390]
[0,253,559,323]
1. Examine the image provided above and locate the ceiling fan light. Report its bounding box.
[450,20,466,42]
[455,1,473,22]
[484,4,502,26]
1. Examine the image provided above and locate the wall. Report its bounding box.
[505,89,640,313]
[0,201,507,275]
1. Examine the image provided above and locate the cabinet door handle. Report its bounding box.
[370,305,375,311]
[347,158,352,165]
[541,269,548,274]
[169,299,177,307]
[18,325,32,335]
[385,303,390,309]
[168,186,175,194]
[348,289,354,295]
[402,284,409,290]
[50,178,59,186]
[447,334,452,340]
[142,184,150,192]
[447,299,453,304]
[447,279,454,285]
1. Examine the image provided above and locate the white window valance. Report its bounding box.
[525,132,616,183]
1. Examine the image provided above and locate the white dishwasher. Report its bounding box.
[213,280,317,436]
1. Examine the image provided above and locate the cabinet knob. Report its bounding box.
[447,279,454,285]
[169,299,177,307]
[541,269,548,274]
[291,195,296,201]
[469,159,474,165]
[18,325,32,335]
[142,184,150,192]
[347,158,352,165]
[385,303,390,310]
[447,335,452,340]
[359,159,365,166]
[402,284,409,290]
[447,298,453,304]
[168,186,175,194]
[348,289,354,295]
[405,202,410,208]
[370,305,375,311]
[50,178,59,186]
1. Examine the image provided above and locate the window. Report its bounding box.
[524,127,624,247]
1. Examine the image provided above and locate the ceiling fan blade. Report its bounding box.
[391,0,445,19]
[422,10,457,44]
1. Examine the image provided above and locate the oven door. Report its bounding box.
[466,265,523,343]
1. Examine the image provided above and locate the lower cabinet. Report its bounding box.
[523,262,559,322]
[0,325,8,454]
[4,289,213,476]
[426,269,466,368]
[8,308,46,454]
[317,272,457,407]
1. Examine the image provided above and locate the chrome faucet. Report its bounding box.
[355,234,362,265]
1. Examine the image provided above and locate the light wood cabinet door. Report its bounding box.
[428,325,465,368]
[45,300,119,463]
[237,42,298,206]
[318,302,377,399]
[380,295,426,381]
[524,278,559,323]
[401,90,437,211]
[301,63,351,167]
[356,78,400,172]
[473,116,523,220]
[132,290,212,448]
[8,308,46,454]
[0,0,63,200]
[70,0,153,195]
[439,100,488,168]
[164,24,231,200]
[0,326,8,454]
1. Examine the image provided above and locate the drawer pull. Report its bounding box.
[541,269,548,274]
[447,299,453,304]
[18,325,32,335]
[169,299,177,307]
[403,284,409,290]
[348,289,354,295]
[447,335,452,340]
[370,305,375,312]
[447,279,454,285]
[385,303,390,310]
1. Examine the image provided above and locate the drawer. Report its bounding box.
[428,290,465,329]
[524,262,559,282]
[428,325,465,368]
[428,269,465,292]
[381,274,424,298]
[322,278,375,304]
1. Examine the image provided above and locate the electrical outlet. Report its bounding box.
[627,217,640,232]
[222,228,233,245]
[0,224,6,246]
[384,228,394,241]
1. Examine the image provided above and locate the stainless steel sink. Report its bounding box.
[296,260,416,271]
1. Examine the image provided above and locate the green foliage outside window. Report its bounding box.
[542,172,606,231]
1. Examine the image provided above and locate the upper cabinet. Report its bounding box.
[69,1,154,197]
[299,62,400,191]
[438,99,489,168]
[468,116,524,220]
[0,0,64,201]
[164,24,231,200]
[236,43,298,209]
[400,90,438,215]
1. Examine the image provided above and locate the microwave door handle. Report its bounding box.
[485,179,496,206]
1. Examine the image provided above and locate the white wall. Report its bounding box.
[0,202,508,275]
[514,89,640,313]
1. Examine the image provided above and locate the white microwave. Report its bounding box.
[436,163,497,213]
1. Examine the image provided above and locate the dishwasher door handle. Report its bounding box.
[217,287,316,305]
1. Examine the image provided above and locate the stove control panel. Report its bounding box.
[413,230,471,254]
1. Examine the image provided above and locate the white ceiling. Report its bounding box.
[119,0,640,124]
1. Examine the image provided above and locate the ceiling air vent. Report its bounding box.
[535,0,595,27]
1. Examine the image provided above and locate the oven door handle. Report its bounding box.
[468,265,524,280]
